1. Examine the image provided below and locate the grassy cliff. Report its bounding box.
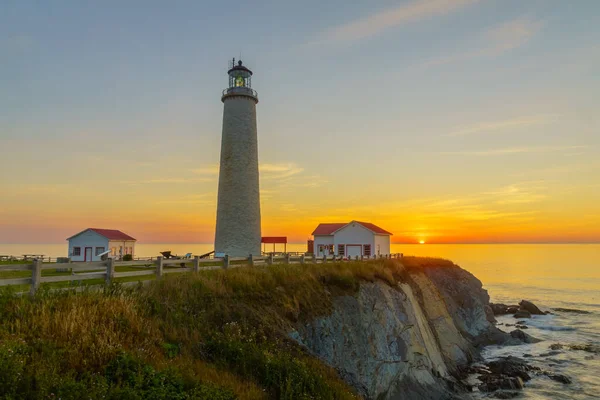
[0,257,453,399]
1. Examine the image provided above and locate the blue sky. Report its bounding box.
[1,0,599,243]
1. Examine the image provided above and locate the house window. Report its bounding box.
[328,244,334,254]
[95,247,105,256]
[72,247,81,256]
[364,245,371,256]
[111,247,116,256]
[337,244,345,256]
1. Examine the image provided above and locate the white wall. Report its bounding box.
[108,240,136,259]
[313,235,334,256]
[374,235,391,256]
[68,231,109,262]
[333,223,375,256]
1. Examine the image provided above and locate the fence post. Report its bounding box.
[268,254,273,266]
[300,254,305,265]
[322,255,327,263]
[105,257,115,285]
[285,253,290,264]
[30,258,42,297]
[223,255,230,269]
[248,254,254,266]
[193,256,200,273]
[156,256,164,279]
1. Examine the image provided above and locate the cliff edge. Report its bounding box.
[291,257,508,399]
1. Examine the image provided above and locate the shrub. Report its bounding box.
[123,254,133,261]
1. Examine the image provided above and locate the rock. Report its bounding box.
[479,376,524,392]
[549,343,563,350]
[584,355,594,360]
[490,303,509,315]
[517,320,527,324]
[522,353,532,358]
[506,306,519,314]
[510,329,541,344]
[486,356,534,382]
[519,300,545,315]
[515,324,528,329]
[553,307,591,314]
[544,372,572,384]
[513,309,531,319]
[569,343,600,354]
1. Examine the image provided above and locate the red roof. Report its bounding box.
[261,236,287,244]
[311,221,392,236]
[67,228,136,241]
[311,223,347,235]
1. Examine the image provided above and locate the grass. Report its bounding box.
[0,257,457,399]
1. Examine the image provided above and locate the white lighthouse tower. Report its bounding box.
[214,59,261,257]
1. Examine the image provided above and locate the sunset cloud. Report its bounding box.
[310,0,479,46]
[440,145,587,156]
[445,114,559,137]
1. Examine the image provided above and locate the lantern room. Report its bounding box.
[222,58,258,102]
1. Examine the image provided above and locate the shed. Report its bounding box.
[311,221,392,258]
[66,228,137,262]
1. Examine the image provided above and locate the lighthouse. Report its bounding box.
[214,59,261,257]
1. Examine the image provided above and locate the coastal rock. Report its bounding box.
[569,344,600,354]
[510,329,541,344]
[519,300,545,315]
[489,303,520,316]
[486,356,535,382]
[506,306,519,314]
[479,376,524,392]
[513,309,531,319]
[549,343,564,350]
[291,261,506,399]
[544,372,572,384]
[515,324,528,330]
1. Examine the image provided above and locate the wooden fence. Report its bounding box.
[0,253,403,296]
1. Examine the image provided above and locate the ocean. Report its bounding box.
[1,243,599,398]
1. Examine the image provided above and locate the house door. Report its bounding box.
[346,245,362,258]
[84,247,93,262]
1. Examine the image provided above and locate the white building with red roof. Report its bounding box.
[311,221,392,258]
[66,228,137,262]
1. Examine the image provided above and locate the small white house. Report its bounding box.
[311,221,392,258]
[66,228,137,262]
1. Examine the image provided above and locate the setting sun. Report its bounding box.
[419,240,426,244]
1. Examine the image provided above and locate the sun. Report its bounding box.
[419,240,426,244]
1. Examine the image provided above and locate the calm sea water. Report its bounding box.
[1,243,599,398]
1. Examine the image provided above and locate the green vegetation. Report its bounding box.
[0,257,454,399]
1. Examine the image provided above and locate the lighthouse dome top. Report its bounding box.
[228,59,253,76]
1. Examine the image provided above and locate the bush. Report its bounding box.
[123,254,133,261]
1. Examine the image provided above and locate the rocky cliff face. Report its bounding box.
[290,262,508,400]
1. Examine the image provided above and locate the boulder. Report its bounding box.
[549,343,564,351]
[515,324,528,330]
[486,356,534,382]
[479,376,524,392]
[490,303,509,315]
[506,306,519,314]
[513,309,531,319]
[510,329,541,344]
[544,372,572,384]
[519,300,545,315]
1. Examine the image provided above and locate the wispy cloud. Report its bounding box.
[440,145,587,156]
[486,17,544,53]
[309,0,479,46]
[260,163,304,179]
[421,17,544,67]
[444,114,559,137]
[119,178,214,185]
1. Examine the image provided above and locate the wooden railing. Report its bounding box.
[0,253,403,296]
